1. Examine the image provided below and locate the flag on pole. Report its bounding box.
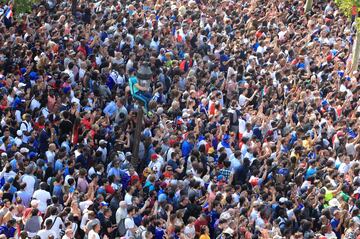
[5,6,13,19]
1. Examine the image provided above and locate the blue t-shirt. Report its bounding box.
[155,227,165,239]
[181,140,193,158]
[330,218,341,238]
[0,226,15,238]
[305,167,317,179]
[129,76,140,94]
[54,160,63,172]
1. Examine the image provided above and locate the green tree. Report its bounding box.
[335,0,360,72]
[5,0,37,14]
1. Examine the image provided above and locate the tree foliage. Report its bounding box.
[335,0,358,17]
[335,0,360,71]
[334,0,360,28]
[4,0,37,14]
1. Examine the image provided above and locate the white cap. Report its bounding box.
[223,228,234,235]
[20,148,29,153]
[30,199,40,207]
[99,139,107,145]
[182,112,190,118]
[18,83,26,88]
[328,198,341,208]
[279,197,288,203]
[17,130,23,137]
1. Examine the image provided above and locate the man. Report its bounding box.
[32,182,51,214]
[148,154,163,177]
[0,218,16,238]
[128,68,152,111]
[97,139,108,164]
[330,210,345,239]
[181,133,195,159]
[20,113,33,144]
[124,186,135,206]
[229,151,242,171]
[231,158,250,186]
[101,208,117,238]
[48,207,65,238]
[21,165,36,196]
[36,218,56,239]
[45,143,57,168]
[15,183,31,207]
[0,200,11,225]
[103,96,120,118]
[217,134,233,158]
[108,160,126,184]
[125,205,138,238]
[114,97,128,124]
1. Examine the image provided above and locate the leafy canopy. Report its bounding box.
[335,0,360,28]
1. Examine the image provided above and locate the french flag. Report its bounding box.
[5,6,13,19]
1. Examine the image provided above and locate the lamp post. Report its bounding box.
[131,62,152,170]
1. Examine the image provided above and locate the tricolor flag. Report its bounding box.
[5,6,13,19]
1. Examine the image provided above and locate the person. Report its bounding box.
[47,207,65,239]
[32,182,51,214]
[0,219,16,238]
[61,228,74,239]
[124,205,137,238]
[88,222,101,239]
[128,68,152,112]
[36,218,56,239]
[24,208,42,238]
[199,225,210,239]
[0,0,359,238]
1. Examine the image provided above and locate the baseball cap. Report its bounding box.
[99,139,107,145]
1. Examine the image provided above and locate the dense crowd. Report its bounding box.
[0,0,359,238]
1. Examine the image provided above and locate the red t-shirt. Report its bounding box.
[194,219,208,233]
[81,118,91,130]
[105,184,115,194]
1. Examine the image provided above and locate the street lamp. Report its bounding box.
[131,62,152,170]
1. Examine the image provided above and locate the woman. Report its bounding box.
[199,225,210,239]
[71,117,81,145]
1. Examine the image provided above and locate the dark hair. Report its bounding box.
[32,208,39,216]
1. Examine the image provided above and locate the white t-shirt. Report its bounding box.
[255,216,265,229]
[124,193,133,205]
[125,217,135,238]
[30,98,41,111]
[37,229,56,239]
[20,120,33,133]
[338,162,350,174]
[250,209,258,222]
[346,142,356,156]
[21,174,36,195]
[49,215,65,239]
[33,189,51,213]
[46,151,56,167]
[88,229,100,239]
[238,94,247,107]
[184,225,196,239]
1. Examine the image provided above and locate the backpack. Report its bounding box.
[117,217,128,237]
[228,108,240,126]
[135,226,146,239]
